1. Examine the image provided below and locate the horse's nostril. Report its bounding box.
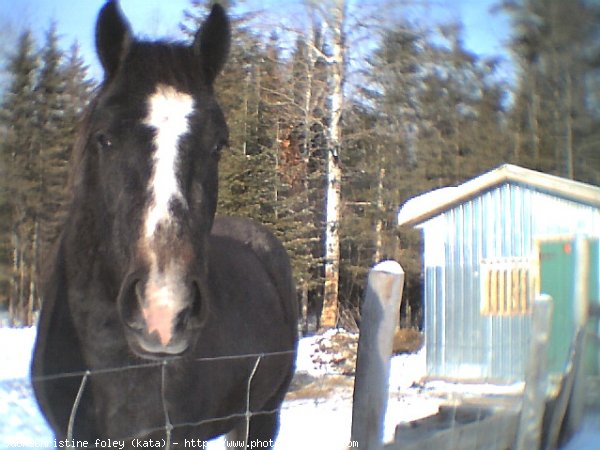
[175,306,192,333]
[119,278,146,332]
[128,318,145,332]
[173,282,202,333]
[191,281,205,324]
[134,280,145,308]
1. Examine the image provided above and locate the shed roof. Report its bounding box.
[397,164,600,227]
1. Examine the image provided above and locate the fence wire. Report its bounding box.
[25,350,295,384]
[5,348,295,450]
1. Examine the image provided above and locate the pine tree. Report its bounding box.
[41,41,94,263]
[26,23,66,316]
[502,0,600,183]
[0,31,39,325]
[58,41,95,194]
[340,19,512,328]
[181,3,331,333]
[342,23,427,327]
[0,26,94,325]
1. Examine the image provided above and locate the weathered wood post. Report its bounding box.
[516,294,554,450]
[545,327,585,450]
[351,260,404,450]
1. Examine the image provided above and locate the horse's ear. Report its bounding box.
[95,0,132,79]
[193,4,231,84]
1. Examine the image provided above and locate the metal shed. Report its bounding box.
[397,164,600,383]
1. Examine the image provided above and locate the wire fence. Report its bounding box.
[2,353,522,450]
[5,329,590,450]
[3,325,394,450]
[6,298,593,450]
[3,348,296,450]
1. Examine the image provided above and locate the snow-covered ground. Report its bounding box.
[0,327,440,449]
[0,326,54,447]
[1,327,598,449]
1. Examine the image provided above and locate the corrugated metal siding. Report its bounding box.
[421,183,600,382]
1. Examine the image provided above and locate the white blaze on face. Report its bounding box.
[143,84,195,238]
[142,263,190,346]
[140,84,195,346]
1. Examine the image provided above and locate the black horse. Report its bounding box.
[31,2,297,447]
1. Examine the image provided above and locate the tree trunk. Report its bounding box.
[529,74,541,169]
[242,67,250,156]
[513,124,522,162]
[27,220,40,326]
[320,0,345,330]
[301,282,309,335]
[374,157,385,263]
[564,70,574,179]
[18,235,27,326]
[9,229,19,327]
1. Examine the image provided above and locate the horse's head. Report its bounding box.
[79,1,230,358]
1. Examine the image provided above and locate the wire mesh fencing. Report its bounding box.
[2,349,296,450]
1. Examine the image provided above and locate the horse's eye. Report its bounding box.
[95,132,113,151]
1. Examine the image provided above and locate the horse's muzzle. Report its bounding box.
[117,272,204,358]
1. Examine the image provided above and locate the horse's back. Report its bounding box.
[211,216,298,333]
[174,221,298,438]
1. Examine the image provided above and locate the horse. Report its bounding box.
[31,2,298,448]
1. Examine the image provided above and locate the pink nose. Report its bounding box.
[136,278,195,347]
[142,302,176,346]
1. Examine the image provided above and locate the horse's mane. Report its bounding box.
[68,90,100,197]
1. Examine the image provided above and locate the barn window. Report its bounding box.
[480,258,538,316]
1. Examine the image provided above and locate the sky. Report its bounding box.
[0,0,514,82]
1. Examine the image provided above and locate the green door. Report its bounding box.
[585,239,599,377]
[539,237,599,377]
[539,239,577,376]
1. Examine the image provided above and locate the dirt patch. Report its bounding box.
[311,329,358,375]
[393,328,424,355]
[287,374,354,401]
[288,327,424,401]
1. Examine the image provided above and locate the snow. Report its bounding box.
[0,327,37,381]
[397,186,459,225]
[372,260,403,276]
[2,326,598,449]
[0,327,441,449]
[0,327,54,448]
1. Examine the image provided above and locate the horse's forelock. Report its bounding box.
[68,39,207,198]
[121,41,208,95]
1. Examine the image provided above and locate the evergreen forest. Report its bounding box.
[1,0,599,330]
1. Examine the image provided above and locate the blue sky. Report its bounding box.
[0,0,189,71]
[0,0,513,82]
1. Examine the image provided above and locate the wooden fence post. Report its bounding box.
[544,327,586,450]
[516,294,554,450]
[351,260,404,450]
